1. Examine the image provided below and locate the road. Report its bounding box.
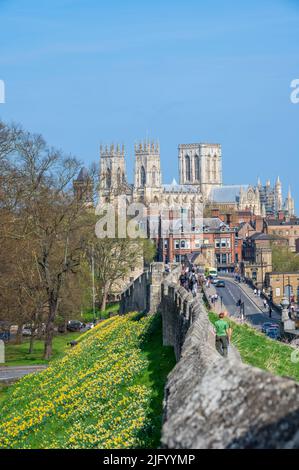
[0,365,47,383]
[214,277,280,329]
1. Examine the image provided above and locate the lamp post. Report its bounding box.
[281,297,289,322]
[91,244,96,323]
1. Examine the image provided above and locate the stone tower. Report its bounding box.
[178,143,222,199]
[73,167,93,208]
[99,143,127,204]
[133,140,162,202]
[285,187,295,217]
[275,176,283,212]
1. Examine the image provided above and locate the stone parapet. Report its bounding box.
[161,280,299,449]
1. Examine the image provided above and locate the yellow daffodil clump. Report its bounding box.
[0,313,157,449]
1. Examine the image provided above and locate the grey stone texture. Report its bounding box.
[160,280,299,449]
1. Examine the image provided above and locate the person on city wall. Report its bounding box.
[214,312,232,358]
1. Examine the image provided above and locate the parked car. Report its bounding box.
[22,326,32,337]
[261,322,279,334]
[265,327,281,340]
[66,320,83,332]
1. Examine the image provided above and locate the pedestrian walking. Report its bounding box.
[179,271,187,288]
[269,306,272,318]
[214,312,232,358]
[254,288,257,296]
[188,269,198,297]
[263,299,268,310]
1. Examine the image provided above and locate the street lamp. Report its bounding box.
[281,297,290,322]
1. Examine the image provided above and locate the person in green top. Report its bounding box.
[214,312,232,357]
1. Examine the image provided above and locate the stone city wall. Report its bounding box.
[160,279,299,449]
[120,263,180,315]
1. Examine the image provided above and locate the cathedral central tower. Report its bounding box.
[178,143,222,198]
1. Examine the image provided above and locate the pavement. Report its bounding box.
[0,365,47,383]
[204,276,281,330]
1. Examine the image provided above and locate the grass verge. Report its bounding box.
[3,332,82,367]
[209,312,299,382]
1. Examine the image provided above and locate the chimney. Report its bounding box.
[255,216,264,233]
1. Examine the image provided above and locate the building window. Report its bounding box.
[284,285,293,299]
[221,238,227,248]
[152,166,157,187]
[117,167,122,187]
[185,155,191,181]
[213,157,217,181]
[140,166,146,187]
[195,155,200,180]
[175,240,180,249]
[275,287,281,298]
[175,255,180,262]
[106,168,111,188]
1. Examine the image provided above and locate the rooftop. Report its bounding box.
[248,232,287,241]
[163,178,199,194]
[209,185,249,203]
[267,218,299,226]
[76,167,89,181]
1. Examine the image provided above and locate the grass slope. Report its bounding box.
[209,312,299,381]
[0,313,175,449]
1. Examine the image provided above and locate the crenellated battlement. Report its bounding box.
[134,140,160,156]
[100,143,125,158]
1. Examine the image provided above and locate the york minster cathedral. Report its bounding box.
[96,140,295,218]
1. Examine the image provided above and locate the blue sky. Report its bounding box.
[0,0,299,203]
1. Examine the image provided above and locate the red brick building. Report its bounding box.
[158,217,242,272]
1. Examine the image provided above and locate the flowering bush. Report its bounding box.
[0,313,156,449]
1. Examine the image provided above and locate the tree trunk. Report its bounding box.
[43,299,57,360]
[15,323,23,344]
[29,332,35,354]
[100,287,108,312]
[43,329,53,360]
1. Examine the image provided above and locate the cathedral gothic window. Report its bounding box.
[117,167,122,187]
[185,155,191,181]
[195,155,200,181]
[140,166,146,187]
[106,168,111,189]
[213,157,217,181]
[206,156,211,181]
[152,166,157,187]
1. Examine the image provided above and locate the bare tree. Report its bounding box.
[0,122,97,358]
[89,238,155,311]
